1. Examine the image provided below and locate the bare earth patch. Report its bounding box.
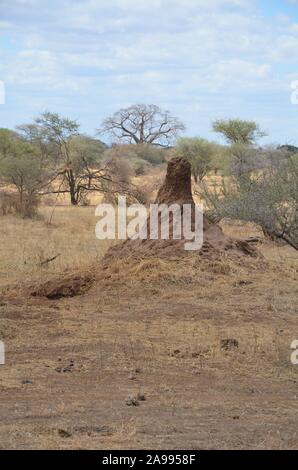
[0,161,297,449]
[0,244,297,449]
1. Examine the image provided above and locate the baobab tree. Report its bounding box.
[99,104,185,147]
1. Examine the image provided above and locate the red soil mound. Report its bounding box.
[103,157,258,263]
[30,158,257,299]
[31,273,94,299]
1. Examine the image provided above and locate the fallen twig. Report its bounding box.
[244,237,263,244]
[39,254,61,266]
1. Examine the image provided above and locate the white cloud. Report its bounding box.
[289,22,298,32]
[0,0,297,143]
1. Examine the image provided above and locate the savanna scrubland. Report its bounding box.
[0,105,297,449]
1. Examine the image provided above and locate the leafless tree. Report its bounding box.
[99,104,185,147]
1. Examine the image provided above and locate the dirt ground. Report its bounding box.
[0,210,297,449]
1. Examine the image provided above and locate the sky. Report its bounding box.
[1,0,298,145]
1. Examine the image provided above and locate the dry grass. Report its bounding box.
[0,205,113,285]
[0,204,297,449]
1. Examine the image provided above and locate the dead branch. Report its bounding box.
[39,253,61,266]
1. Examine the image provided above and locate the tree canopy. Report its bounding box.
[213,119,266,145]
[100,104,185,147]
[175,137,216,183]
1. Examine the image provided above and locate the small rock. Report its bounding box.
[234,280,252,287]
[220,339,239,351]
[191,352,200,358]
[58,429,72,438]
[137,393,146,402]
[55,360,75,373]
[93,426,111,435]
[170,349,185,357]
[21,380,33,385]
[126,396,139,407]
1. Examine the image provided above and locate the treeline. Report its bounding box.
[0,104,297,249]
[0,105,184,214]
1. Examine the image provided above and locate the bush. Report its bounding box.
[79,195,91,206]
[0,192,17,216]
[199,150,298,250]
[134,144,166,166]
[130,157,151,175]
[175,137,218,182]
[0,191,39,218]
[104,153,135,183]
[210,146,231,176]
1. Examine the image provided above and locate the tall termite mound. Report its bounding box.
[103,157,257,263]
[29,158,258,299]
[155,156,194,206]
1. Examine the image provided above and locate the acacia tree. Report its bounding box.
[19,112,110,205]
[34,112,82,205]
[199,149,298,250]
[212,119,267,182]
[16,123,58,169]
[213,119,266,145]
[0,135,50,216]
[99,104,185,147]
[0,129,21,158]
[18,113,145,205]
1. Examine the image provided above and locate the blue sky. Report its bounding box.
[1,0,298,145]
